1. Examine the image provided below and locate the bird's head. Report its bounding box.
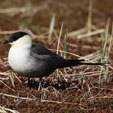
[4,32,32,48]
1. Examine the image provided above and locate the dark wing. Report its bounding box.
[31,45,55,55]
[30,45,65,68]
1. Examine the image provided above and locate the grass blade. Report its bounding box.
[9,70,15,87]
[63,29,68,59]
[49,15,55,43]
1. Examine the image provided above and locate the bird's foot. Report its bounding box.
[38,78,42,91]
[38,82,42,91]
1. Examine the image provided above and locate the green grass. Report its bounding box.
[49,15,55,44]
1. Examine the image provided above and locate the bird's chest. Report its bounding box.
[8,47,31,73]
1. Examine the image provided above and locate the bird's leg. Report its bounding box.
[38,77,42,91]
[27,77,31,89]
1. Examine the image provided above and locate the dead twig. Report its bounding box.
[41,99,85,108]
[77,29,104,39]
[0,80,15,92]
[0,93,34,101]
[0,106,19,113]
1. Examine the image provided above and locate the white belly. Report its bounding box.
[8,47,31,74]
[8,46,51,78]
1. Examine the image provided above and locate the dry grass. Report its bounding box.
[0,0,113,113]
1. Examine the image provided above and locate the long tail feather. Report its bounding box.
[59,59,103,68]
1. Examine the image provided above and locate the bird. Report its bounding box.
[4,31,103,90]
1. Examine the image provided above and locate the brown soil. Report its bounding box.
[0,0,113,113]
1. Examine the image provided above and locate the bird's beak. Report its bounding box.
[3,40,10,44]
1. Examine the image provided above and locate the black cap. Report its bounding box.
[3,32,28,44]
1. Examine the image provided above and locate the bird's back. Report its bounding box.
[8,45,64,77]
